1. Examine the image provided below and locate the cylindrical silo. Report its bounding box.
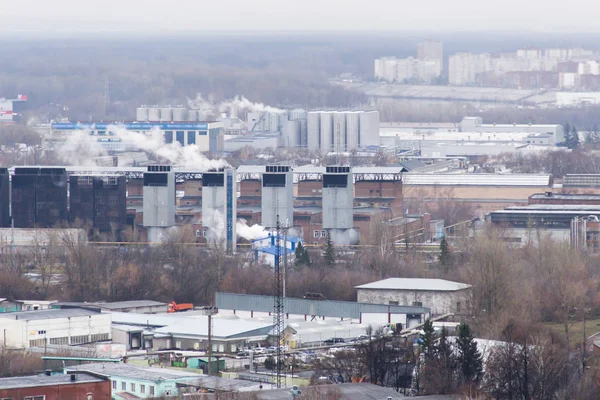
[289,108,307,121]
[148,107,160,122]
[136,107,149,122]
[346,111,360,151]
[307,112,321,151]
[172,107,188,121]
[332,112,346,152]
[187,110,199,121]
[320,112,333,153]
[359,111,380,147]
[160,107,173,122]
[269,113,281,133]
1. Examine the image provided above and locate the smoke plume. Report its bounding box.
[187,93,283,118]
[236,220,270,241]
[56,130,107,166]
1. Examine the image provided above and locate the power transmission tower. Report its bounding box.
[272,215,285,388]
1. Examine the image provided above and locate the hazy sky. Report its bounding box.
[0,0,598,35]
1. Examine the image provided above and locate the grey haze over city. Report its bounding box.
[1,0,599,34]
[4,0,600,399]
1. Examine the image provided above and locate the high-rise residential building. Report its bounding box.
[449,53,492,86]
[417,40,444,71]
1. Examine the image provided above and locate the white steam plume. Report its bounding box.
[56,130,108,166]
[187,92,283,119]
[236,220,270,241]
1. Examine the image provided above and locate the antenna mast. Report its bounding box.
[272,215,285,388]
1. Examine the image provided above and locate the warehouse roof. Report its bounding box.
[0,372,106,389]
[109,312,273,339]
[66,362,202,381]
[403,173,551,186]
[177,375,261,391]
[356,278,471,292]
[0,308,102,320]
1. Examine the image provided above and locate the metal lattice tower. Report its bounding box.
[272,215,285,388]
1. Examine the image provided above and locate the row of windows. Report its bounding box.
[164,130,206,146]
[196,228,209,238]
[50,337,69,345]
[91,333,110,342]
[2,395,46,399]
[112,381,154,395]
[314,230,328,238]
[71,335,89,345]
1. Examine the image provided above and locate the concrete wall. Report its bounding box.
[0,380,111,400]
[3,313,112,348]
[357,288,471,316]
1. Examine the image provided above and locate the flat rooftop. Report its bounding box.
[66,362,202,381]
[0,372,106,389]
[0,308,101,321]
[356,278,471,292]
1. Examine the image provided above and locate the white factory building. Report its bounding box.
[356,278,472,316]
[307,110,379,152]
[0,309,112,349]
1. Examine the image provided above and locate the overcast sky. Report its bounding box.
[0,0,597,35]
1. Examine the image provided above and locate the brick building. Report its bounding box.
[0,372,111,400]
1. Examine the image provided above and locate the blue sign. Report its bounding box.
[51,122,209,130]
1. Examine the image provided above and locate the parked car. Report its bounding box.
[236,351,250,358]
[324,337,345,345]
[253,346,267,354]
[267,346,278,354]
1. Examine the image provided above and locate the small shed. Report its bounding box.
[187,357,225,373]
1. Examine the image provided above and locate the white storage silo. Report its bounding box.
[320,112,334,153]
[160,107,173,122]
[148,107,160,122]
[332,112,347,152]
[359,111,380,148]
[136,107,149,122]
[345,111,360,151]
[269,113,282,133]
[172,107,188,121]
[188,110,199,121]
[289,108,307,121]
[307,112,321,151]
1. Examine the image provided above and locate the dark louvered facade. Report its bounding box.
[69,176,126,234]
[0,169,9,227]
[11,168,68,228]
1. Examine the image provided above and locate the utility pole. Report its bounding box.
[201,306,218,375]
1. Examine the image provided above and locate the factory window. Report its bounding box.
[389,301,399,305]
[140,385,145,394]
[412,301,423,307]
[29,339,45,347]
[112,381,116,389]
[131,383,136,392]
[97,130,106,136]
[50,337,69,345]
[176,340,182,349]
[231,344,237,353]
[314,230,319,238]
[456,302,461,313]
[150,386,155,395]
[24,397,45,400]
[176,131,185,146]
[219,344,225,352]
[121,382,126,391]
[164,131,173,143]
[71,335,89,345]
[91,333,109,342]
[187,131,196,144]
[199,130,208,136]
[196,229,202,238]
[212,344,218,352]
[321,230,327,238]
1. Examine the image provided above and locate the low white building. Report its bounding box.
[356,278,472,316]
[0,308,112,348]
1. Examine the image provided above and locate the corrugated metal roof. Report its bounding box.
[0,308,102,320]
[215,293,429,318]
[403,173,551,186]
[67,363,202,382]
[563,174,600,188]
[356,278,471,292]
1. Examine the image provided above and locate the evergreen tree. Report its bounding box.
[435,327,457,393]
[456,322,483,384]
[566,126,580,149]
[294,241,310,267]
[323,231,335,267]
[420,319,436,362]
[439,236,452,271]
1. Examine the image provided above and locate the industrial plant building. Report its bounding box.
[49,121,225,153]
